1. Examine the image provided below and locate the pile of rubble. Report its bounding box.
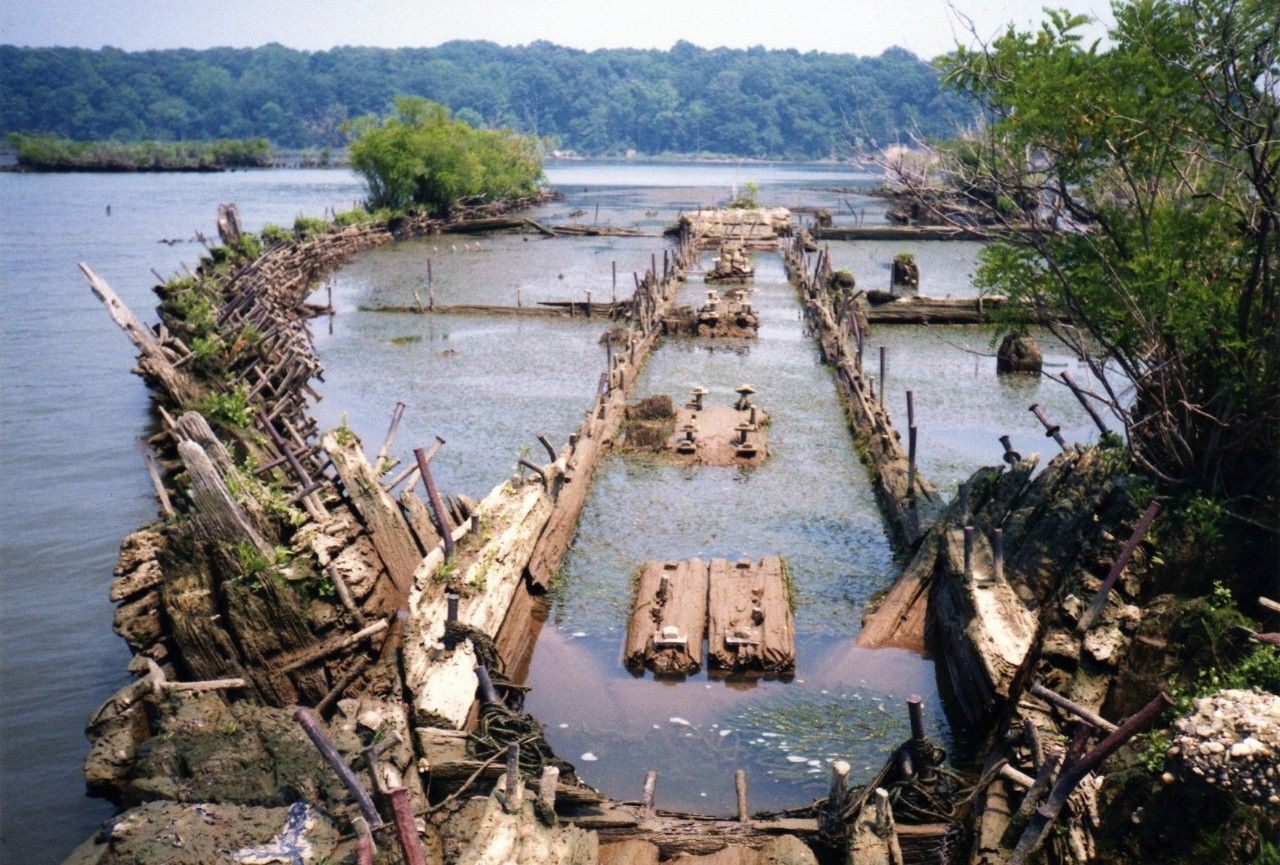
[1166,688,1280,813]
[707,244,754,283]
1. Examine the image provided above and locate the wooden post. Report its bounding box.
[734,770,749,823]
[612,260,618,305]
[906,390,915,428]
[294,707,382,828]
[907,426,918,499]
[504,742,524,813]
[386,786,428,865]
[826,760,850,828]
[642,770,657,815]
[586,290,592,318]
[878,346,887,406]
[1078,501,1160,631]
[539,765,560,813]
[517,287,522,308]
[136,438,174,516]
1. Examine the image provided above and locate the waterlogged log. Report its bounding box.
[400,488,442,552]
[624,559,708,676]
[707,558,795,675]
[323,431,421,596]
[864,295,1061,326]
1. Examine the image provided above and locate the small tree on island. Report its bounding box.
[345,97,543,216]
[890,0,1278,534]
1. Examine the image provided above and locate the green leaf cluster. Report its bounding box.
[346,97,542,215]
[8,133,271,170]
[937,0,1279,520]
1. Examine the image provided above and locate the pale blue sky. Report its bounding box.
[0,0,1114,58]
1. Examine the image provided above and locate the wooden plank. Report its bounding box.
[323,431,421,596]
[624,559,708,675]
[707,557,795,675]
[399,488,440,553]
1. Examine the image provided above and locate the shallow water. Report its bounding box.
[0,169,366,864]
[522,251,948,813]
[1,159,1107,861]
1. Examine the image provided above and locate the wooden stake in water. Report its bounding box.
[879,346,887,406]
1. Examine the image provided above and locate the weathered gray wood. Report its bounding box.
[79,262,202,405]
[324,431,421,596]
[178,441,272,555]
[624,559,708,675]
[707,557,795,675]
[174,412,236,476]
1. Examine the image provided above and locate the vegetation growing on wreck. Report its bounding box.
[7,132,272,171]
[903,0,1278,545]
[346,97,543,215]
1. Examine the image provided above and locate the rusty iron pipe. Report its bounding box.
[1029,403,1067,450]
[293,707,383,828]
[414,446,454,561]
[386,786,428,865]
[907,695,926,741]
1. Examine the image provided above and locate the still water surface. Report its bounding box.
[1,160,1098,861]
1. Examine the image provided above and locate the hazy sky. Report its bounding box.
[0,0,1114,58]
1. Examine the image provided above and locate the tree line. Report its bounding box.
[0,41,971,158]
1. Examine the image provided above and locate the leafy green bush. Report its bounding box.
[292,215,330,237]
[346,97,542,215]
[260,223,290,244]
[195,383,253,430]
[8,133,271,170]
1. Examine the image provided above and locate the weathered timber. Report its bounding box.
[404,477,550,729]
[813,225,993,241]
[707,557,795,675]
[864,295,1067,326]
[929,524,1036,732]
[360,303,570,318]
[80,262,203,405]
[624,559,709,675]
[323,430,421,596]
[178,440,272,556]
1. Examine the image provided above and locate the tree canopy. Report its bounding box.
[0,41,971,158]
[909,0,1278,527]
[347,97,542,214]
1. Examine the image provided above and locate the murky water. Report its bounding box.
[522,252,946,814]
[2,159,1106,861]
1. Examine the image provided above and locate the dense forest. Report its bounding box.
[0,41,972,158]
